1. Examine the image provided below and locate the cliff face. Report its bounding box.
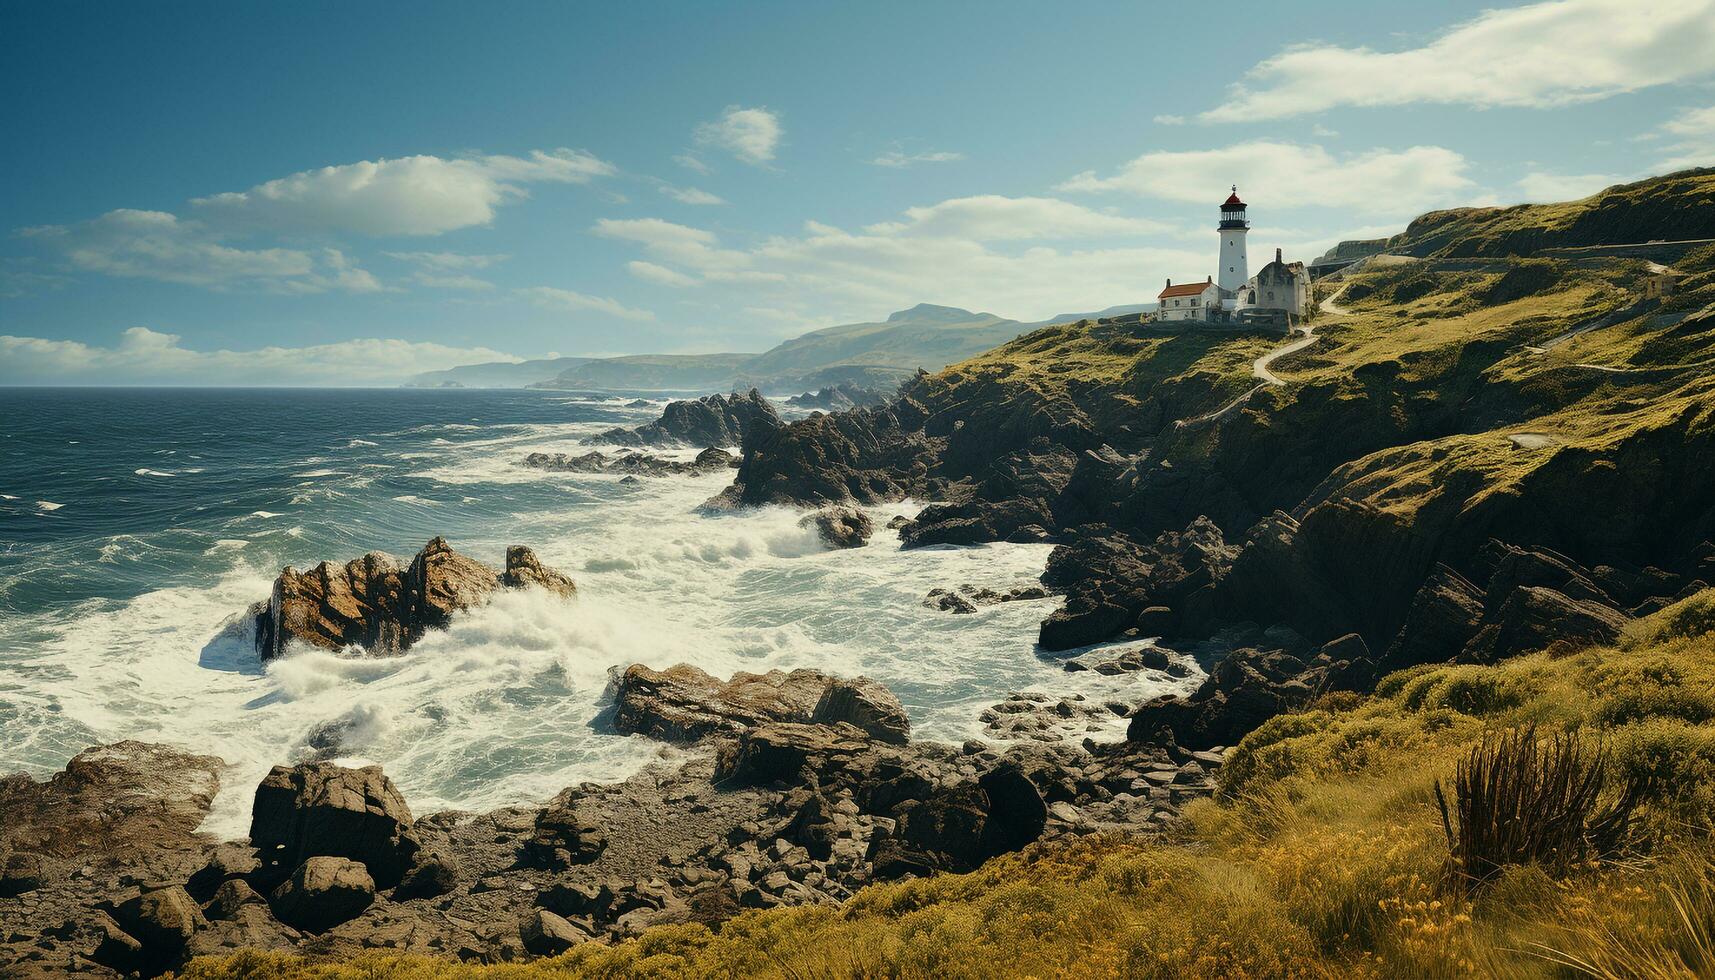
[718,177,1715,749]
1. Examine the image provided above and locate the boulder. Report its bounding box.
[800,505,874,549]
[253,537,576,660]
[249,762,421,888]
[523,798,609,869]
[268,856,375,933]
[114,885,206,966]
[519,908,586,956]
[204,879,266,921]
[612,664,909,744]
[186,843,260,901]
[393,851,458,899]
[810,677,911,744]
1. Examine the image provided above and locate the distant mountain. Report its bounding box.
[403,356,594,388]
[406,300,1158,393]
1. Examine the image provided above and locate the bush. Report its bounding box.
[1435,726,1642,893]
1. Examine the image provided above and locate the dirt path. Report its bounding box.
[1176,286,1342,429]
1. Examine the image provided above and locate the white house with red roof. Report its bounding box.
[1157,276,1218,321]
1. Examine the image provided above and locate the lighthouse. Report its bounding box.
[1217,186,1250,303]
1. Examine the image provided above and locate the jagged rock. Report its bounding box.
[90,912,143,973]
[114,885,206,967]
[249,762,421,888]
[925,588,978,614]
[613,664,909,744]
[782,384,893,412]
[800,505,874,548]
[500,545,578,598]
[1379,565,1487,673]
[873,764,1047,876]
[268,856,375,933]
[524,798,608,869]
[253,537,575,660]
[187,843,260,901]
[520,908,585,956]
[205,879,266,921]
[521,447,737,477]
[1128,647,1318,750]
[1464,585,1630,662]
[593,389,780,448]
[707,398,944,509]
[811,677,911,745]
[394,851,458,899]
[1037,519,1236,651]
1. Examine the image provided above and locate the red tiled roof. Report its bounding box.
[1159,282,1211,298]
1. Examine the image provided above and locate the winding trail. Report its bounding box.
[1175,287,1341,429]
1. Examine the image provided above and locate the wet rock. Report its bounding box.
[800,505,874,548]
[269,856,375,933]
[593,389,780,448]
[249,762,421,888]
[254,537,575,660]
[500,546,577,599]
[925,588,978,614]
[613,664,908,744]
[521,448,736,478]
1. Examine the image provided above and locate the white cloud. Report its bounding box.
[20,209,383,293]
[871,150,965,168]
[384,251,508,290]
[592,217,754,273]
[1059,140,1477,215]
[674,153,711,174]
[1195,0,1715,123]
[1655,105,1715,170]
[1153,114,1186,126]
[191,149,615,236]
[695,106,782,166]
[863,195,1168,240]
[659,185,727,205]
[1514,171,1624,202]
[0,327,518,386]
[518,285,655,321]
[627,261,699,287]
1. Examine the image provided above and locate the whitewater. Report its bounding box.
[0,387,1199,837]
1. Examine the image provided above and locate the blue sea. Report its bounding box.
[0,387,1196,834]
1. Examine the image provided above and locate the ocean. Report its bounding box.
[0,387,1198,835]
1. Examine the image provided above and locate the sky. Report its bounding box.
[2,0,1714,385]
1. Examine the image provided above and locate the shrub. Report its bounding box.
[1434,726,1642,893]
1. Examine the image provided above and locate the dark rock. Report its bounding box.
[90,912,142,973]
[524,799,608,869]
[782,384,893,412]
[521,447,736,478]
[1464,585,1630,662]
[0,852,44,897]
[249,762,421,888]
[800,505,874,548]
[393,851,458,899]
[924,588,978,614]
[204,879,265,921]
[593,389,780,448]
[268,856,375,933]
[186,843,259,901]
[114,885,205,967]
[519,908,585,956]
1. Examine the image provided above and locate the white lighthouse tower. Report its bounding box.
[1217,186,1250,307]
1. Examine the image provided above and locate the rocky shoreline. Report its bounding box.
[0,536,1213,976]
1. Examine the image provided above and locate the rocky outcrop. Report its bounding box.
[592,389,780,448]
[1037,519,1236,652]
[268,857,375,933]
[799,505,873,548]
[249,762,422,889]
[782,384,893,412]
[611,664,910,745]
[253,537,575,661]
[705,398,946,509]
[521,447,737,477]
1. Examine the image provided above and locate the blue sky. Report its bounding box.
[3,0,1713,384]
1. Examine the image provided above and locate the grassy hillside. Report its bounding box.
[183,591,1715,979]
[1384,167,1715,258]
